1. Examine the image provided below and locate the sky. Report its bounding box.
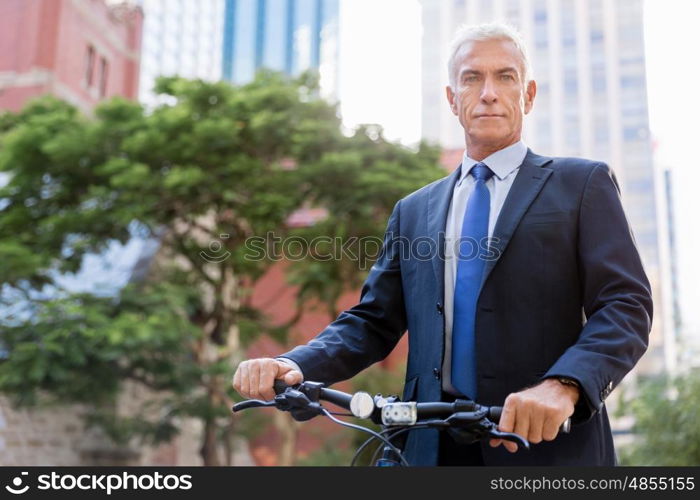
[338,0,700,340]
[338,0,423,145]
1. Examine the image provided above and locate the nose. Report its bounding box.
[480,77,498,103]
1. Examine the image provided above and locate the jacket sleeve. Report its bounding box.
[279,200,408,385]
[543,162,653,423]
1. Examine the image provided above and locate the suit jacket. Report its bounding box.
[282,149,652,465]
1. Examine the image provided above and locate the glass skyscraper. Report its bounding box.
[137,0,225,107]
[222,0,339,97]
[419,0,669,377]
[137,0,339,107]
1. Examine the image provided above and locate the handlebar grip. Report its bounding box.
[271,380,352,410]
[488,406,571,434]
[273,379,291,395]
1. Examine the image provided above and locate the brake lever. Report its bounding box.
[232,400,277,412]
[275,389,324,421]
[488,428,531,450]
[444,411,486,426]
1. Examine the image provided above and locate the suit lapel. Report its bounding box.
[428,164,462,306]
[478,149,553,296]
[427,150,554,305]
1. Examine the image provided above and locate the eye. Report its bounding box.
[500,74,515,81]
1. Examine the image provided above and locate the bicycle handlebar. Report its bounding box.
[233,380,568,434]
[231,379,571,462]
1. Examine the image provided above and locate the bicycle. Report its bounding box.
[232,380,571,466]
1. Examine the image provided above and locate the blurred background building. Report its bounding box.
[420,0,675,378]
[222,0,339,100]
[0,0,143,114]
[137,0,224,107]
[136,0,339,108]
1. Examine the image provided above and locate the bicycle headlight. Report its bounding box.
[350,391,375,419]
[381,402,417,426]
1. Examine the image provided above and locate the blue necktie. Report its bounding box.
[451,162,494,399]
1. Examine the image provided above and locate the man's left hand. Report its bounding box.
[489,378,579,452]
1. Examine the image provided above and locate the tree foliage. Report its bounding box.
[0,70,443,464]
[618,370,700,465]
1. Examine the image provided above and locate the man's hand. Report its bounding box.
[232,358,303,401]
[489,378,579,452]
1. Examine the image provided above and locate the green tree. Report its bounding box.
[0,70,443,465]
[618,370,700,465]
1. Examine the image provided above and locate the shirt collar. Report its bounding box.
[458,140,528,185]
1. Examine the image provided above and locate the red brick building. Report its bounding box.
[0,0,143,113]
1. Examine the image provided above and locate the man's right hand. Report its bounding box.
[232,358,303,401]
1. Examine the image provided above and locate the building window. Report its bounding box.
[535,25,548,49]
[534,7,547,23]
[594,121,609,144]
[85,45,95,86]
[592,76,606,92]
[624,126,644,141]
[99,57,109,98]
[565,118,580,150]
[626,178,653,193]
[564,62,578,96]
[592,60,606,93]
[621,74,645,88]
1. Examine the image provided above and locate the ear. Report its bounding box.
[524,80,537,114]
[446,85,458,116]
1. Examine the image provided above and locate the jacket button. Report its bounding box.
[433,368,441,380]
[436,302,443,314]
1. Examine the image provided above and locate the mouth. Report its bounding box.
[474,114,505,118]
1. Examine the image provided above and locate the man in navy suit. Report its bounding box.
[233,23,652,466]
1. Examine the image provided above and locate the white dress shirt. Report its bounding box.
[441,140,528,395]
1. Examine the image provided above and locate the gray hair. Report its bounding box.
[447,22,533,90]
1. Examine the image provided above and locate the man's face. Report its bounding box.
[446,38,536,153]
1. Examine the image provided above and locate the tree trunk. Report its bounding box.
[274,411,298,466]
[200,417,220,466]
[223,415,235,466]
